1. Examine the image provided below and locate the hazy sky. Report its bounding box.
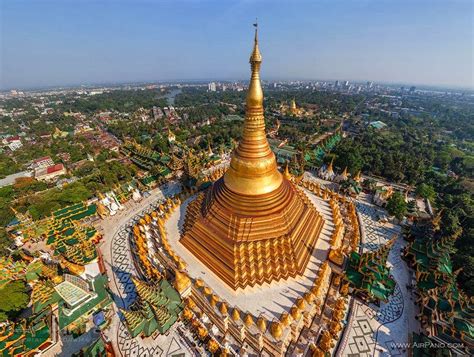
[1,0,473,89]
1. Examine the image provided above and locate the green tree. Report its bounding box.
[0,280,30,321]
[415,183,436,201]
[386,192,407,220]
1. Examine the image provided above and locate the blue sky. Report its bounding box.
[1,0,473,89]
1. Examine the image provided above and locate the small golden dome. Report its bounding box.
[219,302,228,315]
[280,312,292,327]
[210,294,219,307]
[178,259,187,271]
[290,306,301,320]
[257,317,267,332]
[133,225,140,236]
[231,308,240,321]
[186,297,196,309]
[139,218,146,225]
[296,297,306,310]
[182,307,193,320]
[195,278,204,288]
[271,321,283,339]
[207,339,219,353]
[304,291,315,304]
[203,286,212,295]
[174,269,191,294]
[244,313,254,327]
[198,326,208,339]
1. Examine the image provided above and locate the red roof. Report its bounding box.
[46,163,64,174]
[7,136,20,142]
[34,156,52,164]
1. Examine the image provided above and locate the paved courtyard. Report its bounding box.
[338,199,418,357]
[97,183,196,357]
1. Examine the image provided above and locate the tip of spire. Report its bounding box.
[250,21,262,63]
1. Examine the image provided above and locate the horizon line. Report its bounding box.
[2,77,473,93]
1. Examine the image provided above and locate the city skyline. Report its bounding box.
[1,0,473,90]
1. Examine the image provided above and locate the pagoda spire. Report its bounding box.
[223,23,283,195]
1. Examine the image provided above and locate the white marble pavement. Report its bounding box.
[338,199,419,357]
[97,182,196,357]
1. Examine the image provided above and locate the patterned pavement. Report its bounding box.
[107,197,193,357]
[339,199,414,357]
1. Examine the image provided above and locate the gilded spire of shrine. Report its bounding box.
[180,24,325,291]
[223,23,283,195]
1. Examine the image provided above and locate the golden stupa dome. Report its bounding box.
[186,297,196,309]
[244,313,254,327]
[178,259,187,271]
[304,291,315,304]
[182,307,193,320]
[290,306,301,320]
[203,286,212,296]
[231,308,241,321]
[133,225,140,236]
[174,269,191,293]
[207,339,219,353]
[280,312,292,327]
[219,302,228,315]
[257,316,267,333]
[195,278,204,288]
[296,297,306,310]
[210,294,219,307]
[178,24,325,291]
[220,348,230,357]
[198,326,208,339]
[271,321,283,339]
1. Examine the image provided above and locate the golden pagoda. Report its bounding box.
[180,25,324,290]
[289,98,299,116]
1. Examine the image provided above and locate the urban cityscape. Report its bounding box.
[0,1,472,357]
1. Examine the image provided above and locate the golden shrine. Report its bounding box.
[180,27,324,290]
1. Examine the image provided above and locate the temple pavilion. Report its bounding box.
[345,237,396,303]
[403,218,473,353]
[120,277,183,338]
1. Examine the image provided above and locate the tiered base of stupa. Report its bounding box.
[180,177,325,290]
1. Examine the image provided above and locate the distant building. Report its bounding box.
[208,82,217,92]
[369,121,387,130]
[4,135,22,151]
[35,163,67,181]
[30,156,55,170]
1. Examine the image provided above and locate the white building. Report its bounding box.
[208,82,217,92]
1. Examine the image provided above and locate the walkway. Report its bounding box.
[339,199,418,357]
[97,182,195,357]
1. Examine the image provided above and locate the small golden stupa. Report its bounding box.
[289,98,299,115]
[181,25,324,290]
